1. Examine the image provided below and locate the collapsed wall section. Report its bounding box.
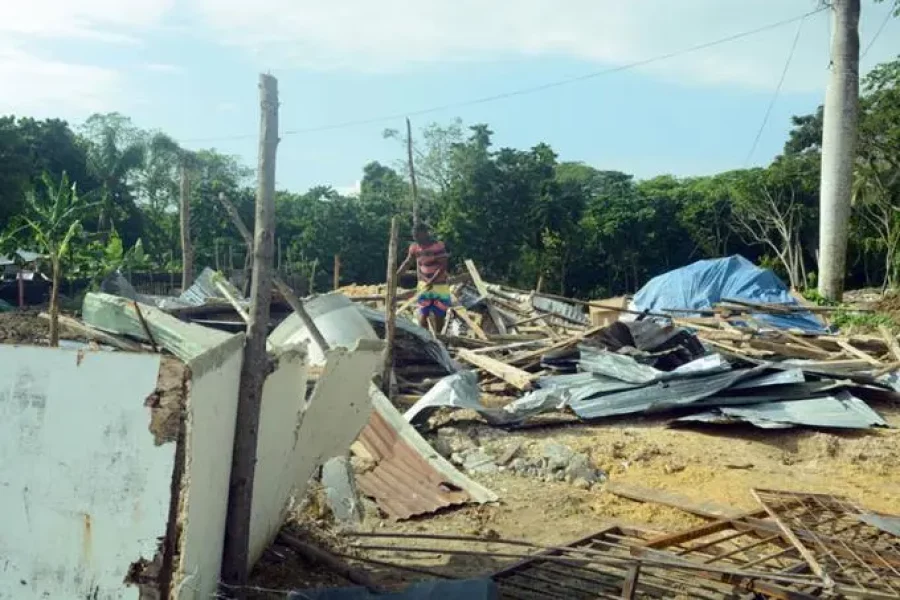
[0,346,174,600]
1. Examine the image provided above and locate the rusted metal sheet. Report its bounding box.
[354,386,496,520]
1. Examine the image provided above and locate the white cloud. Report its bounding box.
[0,44,121,118]
[0,0,174,41]
[191,0,897,92]
[145,63,183,73]
[0,0,175,119]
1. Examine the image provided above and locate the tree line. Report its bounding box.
[2,56,899,301]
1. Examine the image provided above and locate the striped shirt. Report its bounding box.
[409,240,449,284]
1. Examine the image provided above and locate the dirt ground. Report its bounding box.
[0,311,86,345]
[249,398,900,594]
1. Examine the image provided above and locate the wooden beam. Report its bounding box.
[217,192,330,354]
[457,348,537,391]
[382,217,399,395]
[604,481,743,520]
[450,302,488,341]
[464,259,508,334]
[835,339,883,366]
[222,72,278,589]
[878,325,900,362]
[39,312,143,352]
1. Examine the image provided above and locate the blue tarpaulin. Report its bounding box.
[288,579,498,600]
[631,255,826,333]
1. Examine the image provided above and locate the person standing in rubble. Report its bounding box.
[397,222,450,332]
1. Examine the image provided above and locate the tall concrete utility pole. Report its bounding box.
[818,0,860,301]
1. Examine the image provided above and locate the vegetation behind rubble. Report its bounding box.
[2,56,900,299]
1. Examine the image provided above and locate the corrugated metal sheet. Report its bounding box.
[354,386,497,520]
[567,365,768,420]
[356,410,472,519]
[677,391,888,429]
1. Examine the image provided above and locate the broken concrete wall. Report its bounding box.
[173,334,245,600]
[0,346,170,600]
[248,339,382,566]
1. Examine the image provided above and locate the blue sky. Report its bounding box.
[2,0,898,194]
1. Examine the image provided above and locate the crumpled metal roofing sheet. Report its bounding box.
[677,391,888,429]
[354,386,497,520]
[567,365,768,420]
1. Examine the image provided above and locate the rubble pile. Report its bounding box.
[10,254,898,599]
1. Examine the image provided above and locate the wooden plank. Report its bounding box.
[464,259,508,335]
[878,325,900,362]
[835,339,883,366]
[450,300,488,341]
[750,490,834,588]
[748,339,833,360]
[457,348,537,391]
[507,325,605,368]
[604,481,743,520]
[40,312,143,352]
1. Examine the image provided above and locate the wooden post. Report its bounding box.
[228,244,234,274]
[406,118,420,227]
[221,73,279,589]
[382,216,400,395]
[333,254,341,290]
[17,274,24,308]
[179,163,193,291]
[308,258,318,294]
[277,237,283,272]
[215,238,221,271]
[218,192,330,353]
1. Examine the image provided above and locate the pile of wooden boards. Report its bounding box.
[348,260,900,405]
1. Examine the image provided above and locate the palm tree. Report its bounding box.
[84,123,146,235]
[149,133,198,290]
[12,172,90,346]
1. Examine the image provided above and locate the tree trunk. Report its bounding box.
[818,0,860,301]
[49,258,61,347]
[180,164,194,291]
[406,118,420,226]
[221,73,279,590]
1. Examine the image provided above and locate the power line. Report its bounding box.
[181,8,827,145]
[744,14,807,165]
[862,4,893,59]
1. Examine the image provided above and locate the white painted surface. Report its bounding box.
[174,334,244,600]
[268,293,377,365]
[0,346,168,600]
[247,340,381,566]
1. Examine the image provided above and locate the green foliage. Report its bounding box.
[830,310,899,333]
[3,55,900,303]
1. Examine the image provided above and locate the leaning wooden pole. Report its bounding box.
[406,117,420,227]
[221,73,279,590]
[217,194,330,354]
[382,216,400,395]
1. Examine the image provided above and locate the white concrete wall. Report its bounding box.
[0,346,169,600]
[173,334,245,600]
[247,339,382,566]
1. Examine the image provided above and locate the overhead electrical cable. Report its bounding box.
[180,8,827,145]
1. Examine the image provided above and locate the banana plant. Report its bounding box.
[7,172,93,346]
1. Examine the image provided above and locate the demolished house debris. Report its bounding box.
[3,251,899,599]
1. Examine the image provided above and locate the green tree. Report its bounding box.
[80,114,148,240]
